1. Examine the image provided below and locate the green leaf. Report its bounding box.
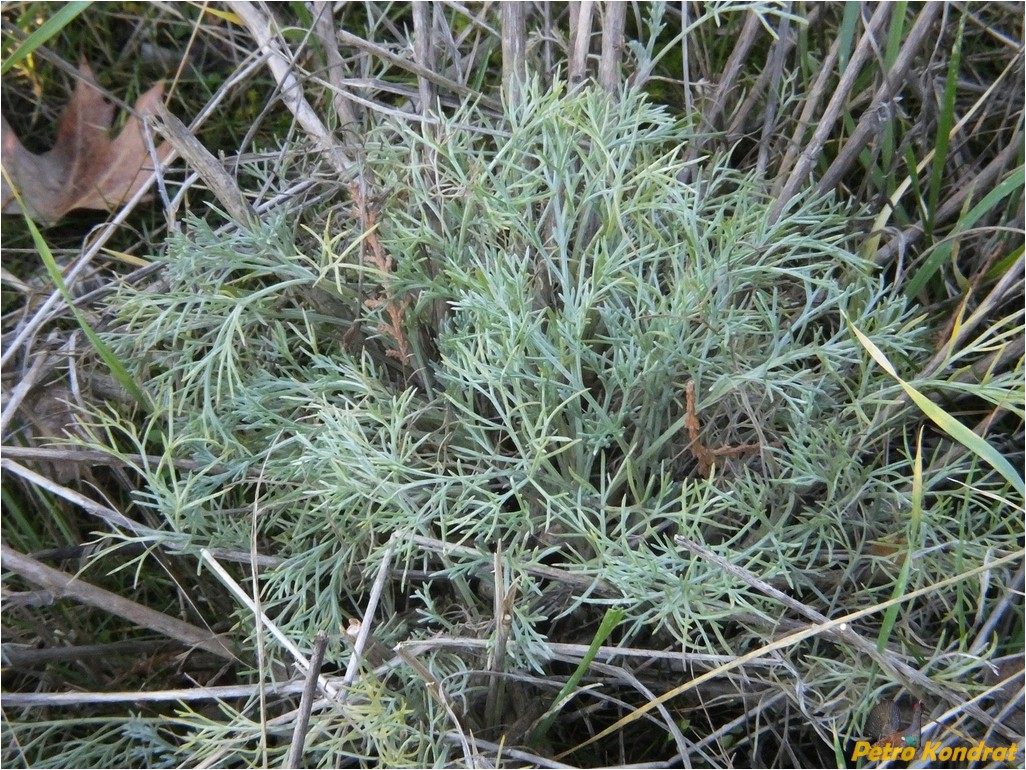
[925,9,966,239]
[846,315,1024,497]
[906,165,1026,298]
[530,606,625,746]
[21,212,151,410]
[2,2,93,76]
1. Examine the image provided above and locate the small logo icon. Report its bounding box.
[865,699,922,750]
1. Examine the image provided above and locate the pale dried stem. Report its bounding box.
[409,533,619,596]
[2,638,176,667]
[970,566,1024,657]
[442,733,573,769]
[863,252,1025,449]
[700,10,762,133]
[1,445,221,474]
[673,536,1022,740]
[151,101,256,227]
[1,458,138,532]
[333,26,501,111]
[599,1,627,95]
[340,535,396,693]
[393,635,783,672]
[686,691,789,757]
[312,1,360,129]
[874,135,1023,266]
[770,3,892,223]
[679,2,693,117]
[725,6,824,147]
[773,27,843,193]
[926,253,1025,377]
[412,1,437,114]
[1,543,235,660]
[228,1,353,178]
[199,548,344,700]
[484,544,513,729]
[395,644,476,765]
[586,657,693,763]
[563,547,1024,757]
[0,347,50,434]
[502,2,528,105]
[756,9,794,176]
[813,3,944,198]
[569,0,595,87]
[1,680,309,707]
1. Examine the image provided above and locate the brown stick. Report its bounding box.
[685,381,763,476]
[598,1,626,95]
[569,0,595,87]
[285,630,329,769]
[700,11,763,133]
[150,100,256,228]
[412,2,437,114]
[502,3,528,105]
[813,3,943,198]
[769,3,892,223]
[311,1,360,129]
[0,543,234,660]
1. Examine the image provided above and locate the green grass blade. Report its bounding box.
[879,1,908,178]
[837,2,861,73]
[530,606,625,746]
[846,315,1024,497]
[925,9,966,239]
[905,165,1025,298]
[21,213,151,409]
[985,243,1024,282]
[876,428,923,653]
[902,143,924,218]
[1,2,93,76]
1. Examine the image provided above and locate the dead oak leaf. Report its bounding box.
[1,63,169,224]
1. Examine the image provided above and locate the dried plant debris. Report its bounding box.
[1,62,168,223]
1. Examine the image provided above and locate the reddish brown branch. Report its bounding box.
[685,380,763,476]
[350,183,413,365]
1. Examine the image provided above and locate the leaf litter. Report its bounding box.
[1,62,169,224]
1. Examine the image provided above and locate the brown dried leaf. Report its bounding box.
[1,62,169,224]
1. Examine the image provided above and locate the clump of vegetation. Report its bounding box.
[2,3,1022,768]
